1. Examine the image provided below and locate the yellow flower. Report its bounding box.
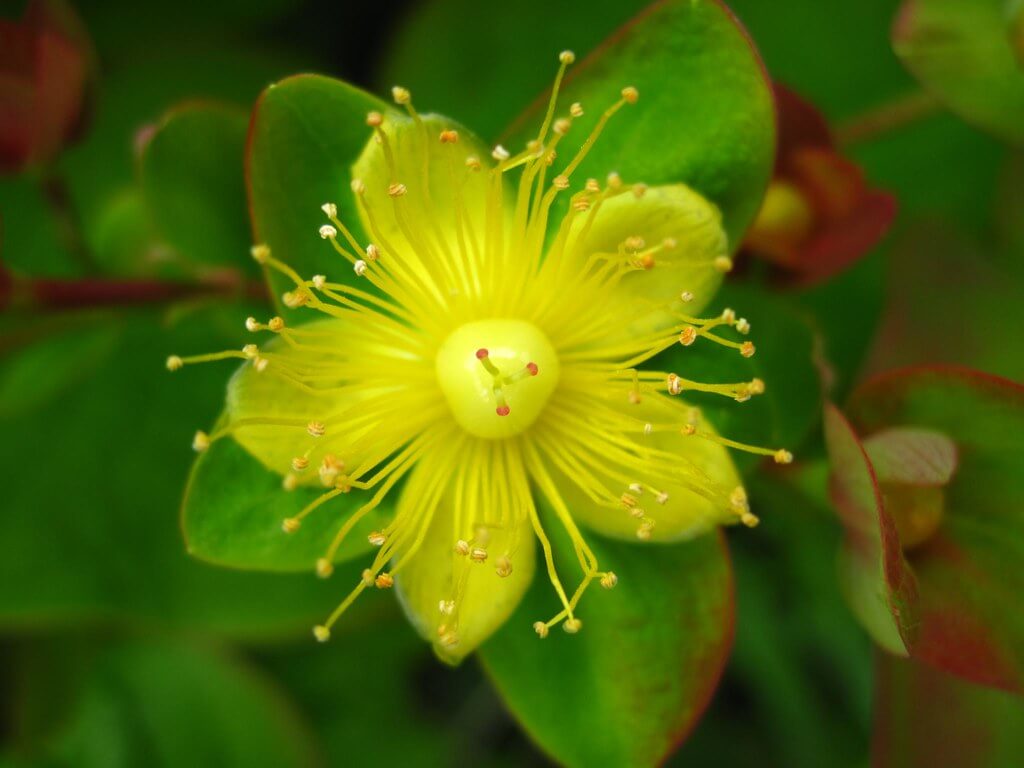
[171,53,789,663]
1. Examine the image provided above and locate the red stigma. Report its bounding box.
[526,362,539,376]
[496,405,511,417]
[476,348,489,359]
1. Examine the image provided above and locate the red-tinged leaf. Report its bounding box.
[824,402,917,656]
[862,427,958,486]
[846,366,1024,692]
[480,526,733,767]
[873,654,1024,768]
[744,86,897,285]
[0,0,93,173]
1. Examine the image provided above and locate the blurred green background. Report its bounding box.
[1,0,1021,765]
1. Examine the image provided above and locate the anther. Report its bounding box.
[282,517,301,534]
[714,255,734,272]
[628,390,642,404]
[600,572,618,589]
[656,492,669,504]
[391,85,411,104]
[570,102,584,117]
[526,362,539,376]
[366,111,383,127]
[250,244,270,263]
[465,155,481,170]
[553,117,572,136]
[353,260,368,276]
[313,625,330,642]
[533,621,549,638]
[663,237,678,249]
[572,198,591,212]
[166,355,183,371]
[774,449,794,464]
[628,482,643,494]
[470,548,488,563]
[559,50,575,64]
[350,179,366,195]
[439,600,455,615]
[620,493,638,508]
[439,629,460,647]
[495,557,513,577]
[682,423,697,436]
[375,573,394,589]
[388,183,407,197]
[245,316,259,332]
[368,531,387,546]
[192,430,210,452]
[721,308,737,323]
[585,178,600,192]
[319,455,343,486]
[254,357,269,373]
[361,569,375,586]
[633,183,648,198]
[365,244,380,261]
[553,175,570,190]
[667,373,683,395]
[679,326,697,346]
[439,129,459,143]
[563,618,583,634]
[316,558,333,578]
[636,526,652,540]
[643,423,653,436]
[491,145,510,161]
[306,421,326,437]
[736,318,751,334]
[268,316,284,332]
[454,539,470,556]
[621,86,639,104]
[680,290,694,303]
[312,275,326,290]
[624,236,645,252]
[606,171,622,189]
[291,456,309,472]
[321,202,337,218]
[282,290,309,309]
[282,473,298,491]
[730,486,748,511]
[741,512,760,528]
[749,378,766,394]
[740,341,756,358]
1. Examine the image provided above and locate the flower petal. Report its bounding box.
[543,395,741,543]
[563,183,728,330]
[350,112,497,277]
[393,444,536,665]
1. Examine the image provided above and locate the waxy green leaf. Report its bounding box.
[480,525,733,767]
[893,0,1024,145]
[246,75,391,311]
[500,0,775,247]
[182,431,386,572]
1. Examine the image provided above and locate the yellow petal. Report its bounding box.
[545,395,741,542]
[225,319,376,483]
[563,183,728,334]
[393,444,536,665]
[351,112,495,280]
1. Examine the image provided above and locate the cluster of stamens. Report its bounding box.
[168,49,792,651]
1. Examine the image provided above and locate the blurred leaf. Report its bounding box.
[0,175,81,277]
[844,367,1024,692]
[44,640,319,768]
[247,75,389,311]
[0,316,119,416]
[893,0,1024,145]
[183,432,384,571]
[658,281,822,472]
[141,102,254,273]
[824,402,916,656]
[481,525,733,767]
[861,427,957,485]
[90,188,163,276]
[873,655,1024,768]
[0,308,346,637]
[500,0,775,247]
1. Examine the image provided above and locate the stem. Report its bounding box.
[835,90,942,147]
[0,267,268,312]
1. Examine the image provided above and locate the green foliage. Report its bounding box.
[893,0,1024,146]
[481,523,732,768]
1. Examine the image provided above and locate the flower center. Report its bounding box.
[436,319,559,439]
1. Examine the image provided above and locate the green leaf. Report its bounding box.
[45,640,319,768]
[182,430,385,571]
[0,308,343,637]
[499,0,775,246]
[845,366,1024,693]
[862,427,957,485]
[246,75,391,311]
[657,281,822,472]
[140,102,255,272]
[824,402,916,657]
[480,525,733,767]
[873,654,1024,768]
[893,0,1024,145]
